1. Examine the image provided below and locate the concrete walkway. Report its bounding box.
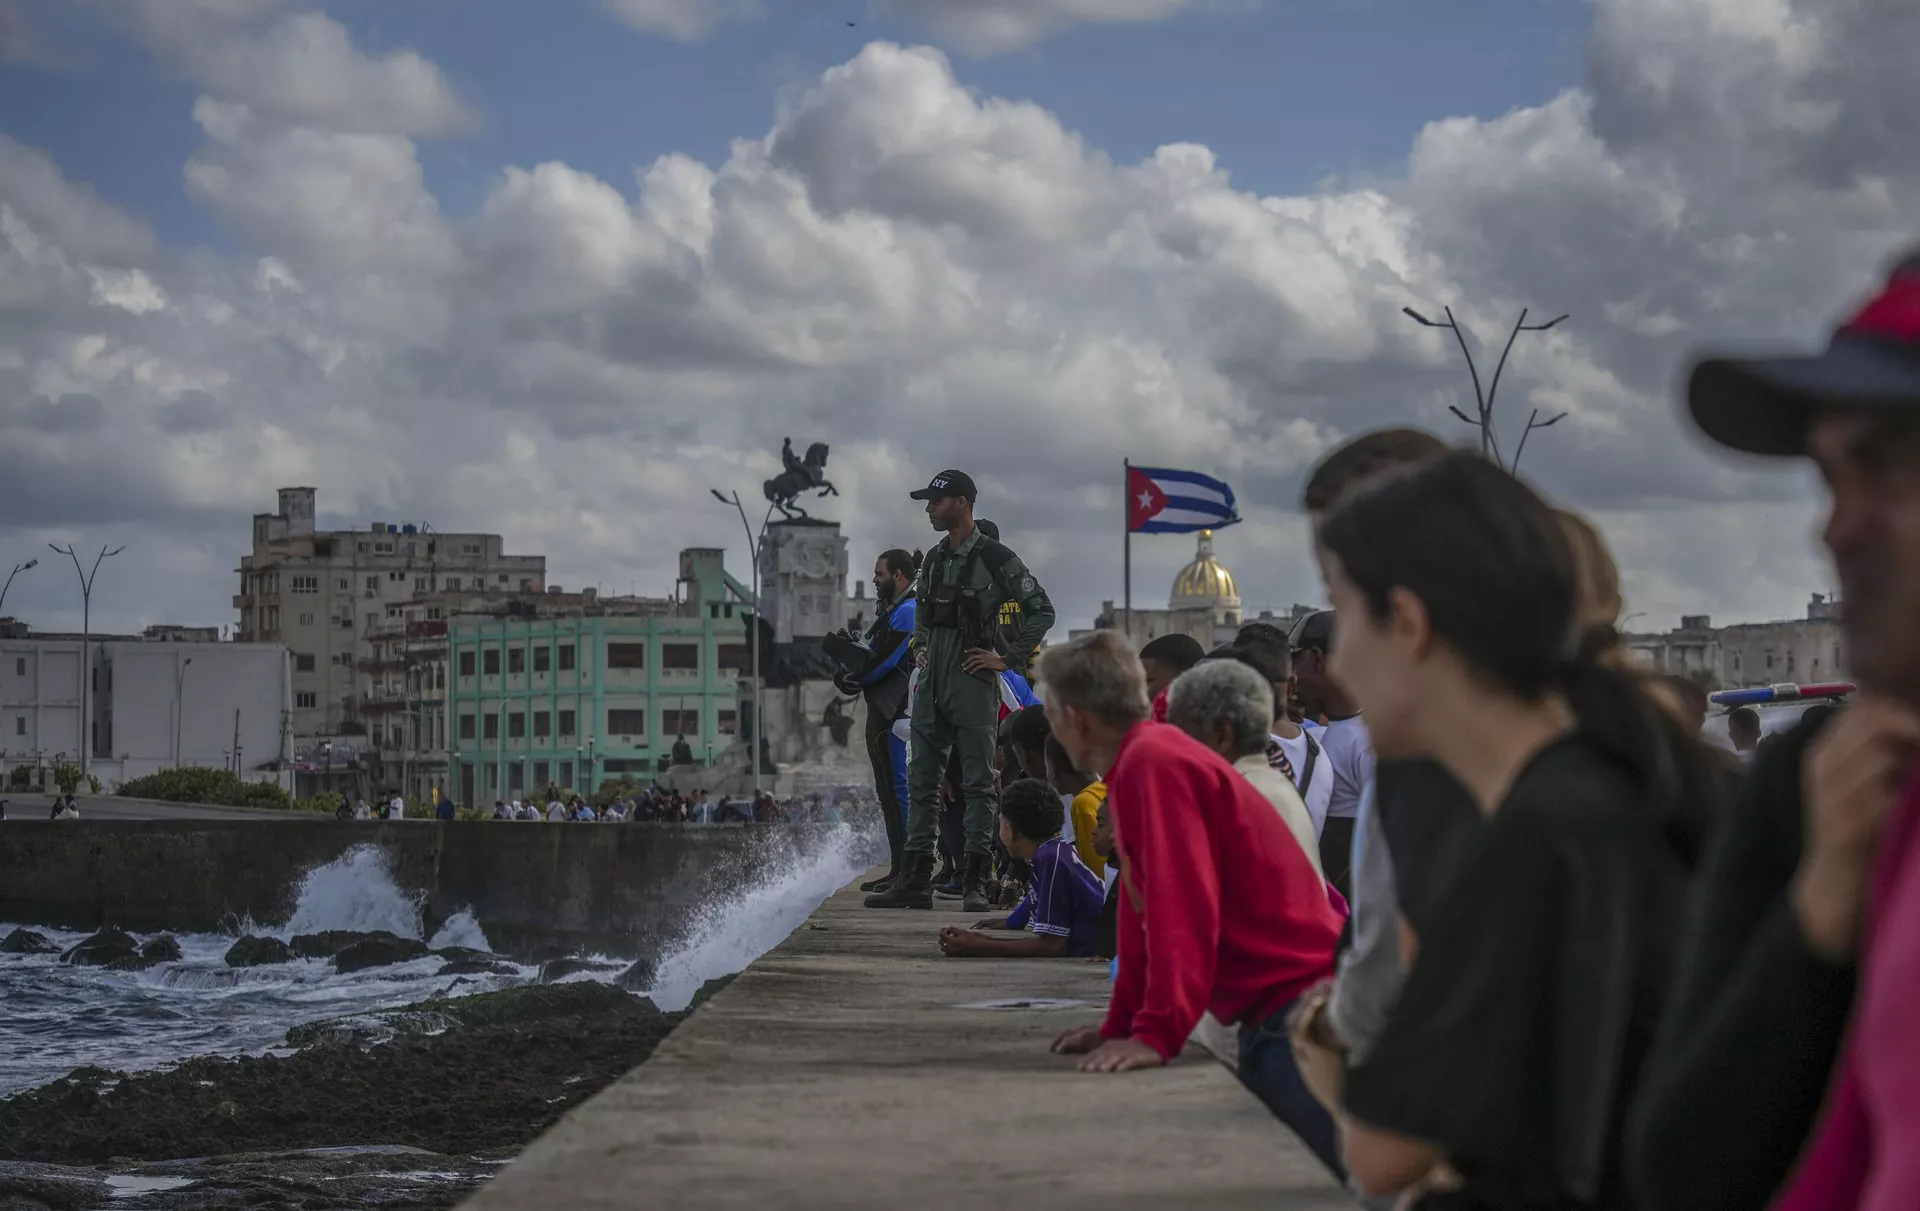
[465,875,1356,1210]
[0,794,299,821]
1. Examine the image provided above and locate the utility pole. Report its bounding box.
[0,558,37,617]
[48,543,124,785]
[710,489,775,796]
[1403,306,1571,473]
[173,656,193,767]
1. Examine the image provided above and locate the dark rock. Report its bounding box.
[437,957,519,977]
[333,936,431,973]
[613,957,656,992]
[289,930,406,960]
[0,1160,111,1211]
[105,935,183,972]
[537,957,623,984]
[59,927,137,968]
[430,946,494,964]
[223,936,294,967]
[0,929,59,955]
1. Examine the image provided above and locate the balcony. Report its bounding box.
[233,594,253,609]
[358,657,405,673]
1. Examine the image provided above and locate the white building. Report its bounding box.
[0,638,291,787]
[236,487,546,743]
[1625,594,1849,690]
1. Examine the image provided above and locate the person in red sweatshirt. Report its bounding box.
[1040,629,1346,1176]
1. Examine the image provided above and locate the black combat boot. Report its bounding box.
[864,852,934,909]
[930,851,958,895]
[859,861,900,893]
[962,853,992,914]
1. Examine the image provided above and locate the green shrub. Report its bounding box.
[6,766,30,792]
[117,767,293,810]
[51,761,81,794]
[591,773,644,809]
[295,791,347,815]
[86,774,101,795]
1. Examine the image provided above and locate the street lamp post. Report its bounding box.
[48,543,124,786]
[1402,306,1571,473]
[0,559,38,618]
[710,488,775,796]
[173,656,193,767]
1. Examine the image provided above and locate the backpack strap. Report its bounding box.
[1298,730,1321,796]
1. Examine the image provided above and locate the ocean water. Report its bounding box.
[0,824,876,1095]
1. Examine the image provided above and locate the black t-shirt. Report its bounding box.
[1375,757,1483,941]
[1344,737,1687,1211]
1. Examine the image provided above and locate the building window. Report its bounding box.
[497,573,509,583]
[386,606,402,619]
[484,713,499,741]
[509,761,524,792]
[365,613,378,631]
[559,708,576,737]
[446,577,461,591]
[483,649,500,676]
[435,665,445,690]
[508,648,525,675]
[337,578,350,591]
[662,644,699,671]
[663,709,700,736]
[463,543,481,555]
[717,709,737,735]
[376,541,394,554]
[296,691,317,709]
[1787,652,1796,674]
[366,576,379,592]
[533,761,549,787]
[717,644,747,670]
[533,645,550,673]
[1766,652,1775,670]
[416,577,429,592]
[299,612,315,626]
[14,657,24,675]
[459,651,476,677]
[459,714,475,741]
[15,716,25,735]
[296,654,316,672]
[534,711,551,738]
[508,712,525,739]
[608,643,646,669]
[291,575,318,594]
[608,709,647,736]
[558,644,575,671]
[560,760,573,788]
[340,617,353,629]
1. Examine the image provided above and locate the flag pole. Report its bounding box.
[1123,458,1132,639]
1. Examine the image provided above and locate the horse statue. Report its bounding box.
[763,438,838,519]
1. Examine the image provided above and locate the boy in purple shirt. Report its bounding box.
[939,779,1105,958]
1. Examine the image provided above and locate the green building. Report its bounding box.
[445,549,754,804]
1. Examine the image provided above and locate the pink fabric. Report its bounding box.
[1773,765,1920,1211]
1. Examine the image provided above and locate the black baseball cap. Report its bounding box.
[910,470,977,501]
[1288,609,1336,653]
[1690,252,1920,457]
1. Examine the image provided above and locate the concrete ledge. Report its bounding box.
[464,876,1355,1210]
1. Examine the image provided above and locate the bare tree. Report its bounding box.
[1403,306,1570,473]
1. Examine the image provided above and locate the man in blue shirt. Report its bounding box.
[839,548,920,893]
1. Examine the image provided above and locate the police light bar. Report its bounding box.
[1709,682,1857,707]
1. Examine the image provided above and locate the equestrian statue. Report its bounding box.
[763,438,838,519]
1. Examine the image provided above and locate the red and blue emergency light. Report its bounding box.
[1709,682,1856,708]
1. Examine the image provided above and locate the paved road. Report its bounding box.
[0,794,305,821]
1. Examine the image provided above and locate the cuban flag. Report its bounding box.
[1127,465,1241,533]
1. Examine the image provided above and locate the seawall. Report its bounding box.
[0,821,843,962]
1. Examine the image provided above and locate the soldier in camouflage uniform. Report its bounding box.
[866,470,1055,912]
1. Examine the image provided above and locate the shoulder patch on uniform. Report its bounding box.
[1020,575,1036,593]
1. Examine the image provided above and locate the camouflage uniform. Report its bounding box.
[907,528,1054,858]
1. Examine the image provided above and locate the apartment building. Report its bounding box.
[1625,593,1848,690]
[235,488,545,745]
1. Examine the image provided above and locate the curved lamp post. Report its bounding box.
[48,543,124,785]
[1403,306,1570,473]
[710,488,776,796]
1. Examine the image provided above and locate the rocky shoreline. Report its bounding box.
[0,973,729,1209]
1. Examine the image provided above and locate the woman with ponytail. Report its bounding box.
[1306,452,1717,1209]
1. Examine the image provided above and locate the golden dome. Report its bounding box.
[1170,530,1240,610]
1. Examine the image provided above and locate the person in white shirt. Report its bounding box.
[388,792,405,820]
[546,799,566,822]
[1221,626,1333,838]
[1288,609,1373,898]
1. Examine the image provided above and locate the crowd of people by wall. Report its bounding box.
[841,249,1920,1211]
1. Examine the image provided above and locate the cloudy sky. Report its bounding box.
[0,0,1907,638]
